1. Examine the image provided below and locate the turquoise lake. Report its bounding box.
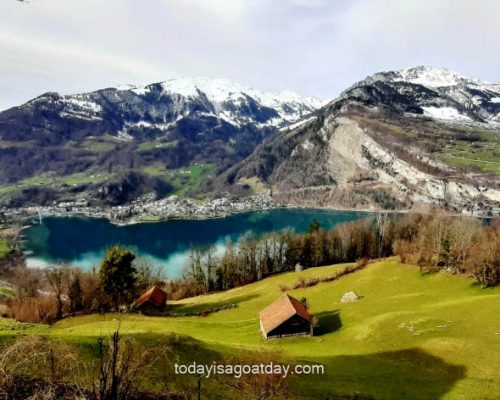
[22,208,371,277]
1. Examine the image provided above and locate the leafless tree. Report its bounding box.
[94,328,156,400]
[45,266,68,320]
[375,212,390,258]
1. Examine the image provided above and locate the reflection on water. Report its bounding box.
[23,209,371,277]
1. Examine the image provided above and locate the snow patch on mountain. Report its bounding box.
[155,77,323,109]
[421,106,471,121]
[128,77,324,127]
[65,97,102,113]
[281,116,317,131]
[396,66,466,88]
[346,66,500,125]
[114,84,138,91]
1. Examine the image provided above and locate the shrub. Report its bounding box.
[5,296,59,324]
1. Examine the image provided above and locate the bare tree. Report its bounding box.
[95,328,154,400]
[375,212,390,258]
[45,266,67,320]
[201,246,217,293]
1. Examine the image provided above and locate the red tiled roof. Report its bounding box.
[259,294,312,334]
[134,286,167,308]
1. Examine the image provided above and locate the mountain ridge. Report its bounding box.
[338,65,500,123]
[16,77,324,132]
[213,66,500,217]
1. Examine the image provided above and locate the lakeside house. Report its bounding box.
[259,294,313,339]
[133,286,167,312]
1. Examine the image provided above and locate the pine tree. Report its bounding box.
[307,218,320,234]
[68,274,83,313]
[99,246,137,310]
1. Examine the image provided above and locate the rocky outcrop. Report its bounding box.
[340,291,361,303]
[327,117,500,214]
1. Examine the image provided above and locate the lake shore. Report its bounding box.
[3,193,496,227]
[1,194,280,226]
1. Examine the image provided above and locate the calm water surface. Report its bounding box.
[23,208,371,277]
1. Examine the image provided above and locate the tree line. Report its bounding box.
[169,213,499,299]
[3,246,164,323]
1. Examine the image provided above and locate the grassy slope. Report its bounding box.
[0,172,112,198]
[142,163,215,196]
[355,115,500,173]
[1,260,500,399]
[0,162,214,204]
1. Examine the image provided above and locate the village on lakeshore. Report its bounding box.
[0,194,278,224]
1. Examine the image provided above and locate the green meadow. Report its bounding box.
[1,259,499,399]
[142,163,215,196]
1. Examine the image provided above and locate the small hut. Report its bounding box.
[259,294,313,339]
[133,286,167,312]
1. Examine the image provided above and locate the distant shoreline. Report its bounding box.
[6,199,497,228]
[2,194,280,226]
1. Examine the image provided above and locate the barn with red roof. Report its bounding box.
[133,286,167,311]
[259,294,313,339]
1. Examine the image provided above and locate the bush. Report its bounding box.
[0,336,80,386]
[5,296,59,324]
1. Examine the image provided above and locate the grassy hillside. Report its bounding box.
[142,163,215,197]
[0,162,215,206]
[1,259,500,399]
[355,114,500,174]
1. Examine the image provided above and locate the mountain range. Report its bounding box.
[0,66,499,216]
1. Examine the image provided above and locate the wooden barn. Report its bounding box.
[259,294,313,339]
[133,286,167,311]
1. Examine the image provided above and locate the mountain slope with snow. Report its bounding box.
[2,77,324,145]
[214,66,500,217]
[1,67,498,215]
[342,66,500,123]
[0,77,324,206]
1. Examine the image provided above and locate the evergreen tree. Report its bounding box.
[68,274,83,313]
[307,218,320,234]
[99,246,137,310]
[438,237,452,268]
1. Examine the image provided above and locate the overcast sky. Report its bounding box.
[1,0,500,110]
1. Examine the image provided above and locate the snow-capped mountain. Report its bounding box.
[341,66,500,123]
[17,77,324,140]
[130,77,323,126]
[1,67,498,215]
[0,77,323,194]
